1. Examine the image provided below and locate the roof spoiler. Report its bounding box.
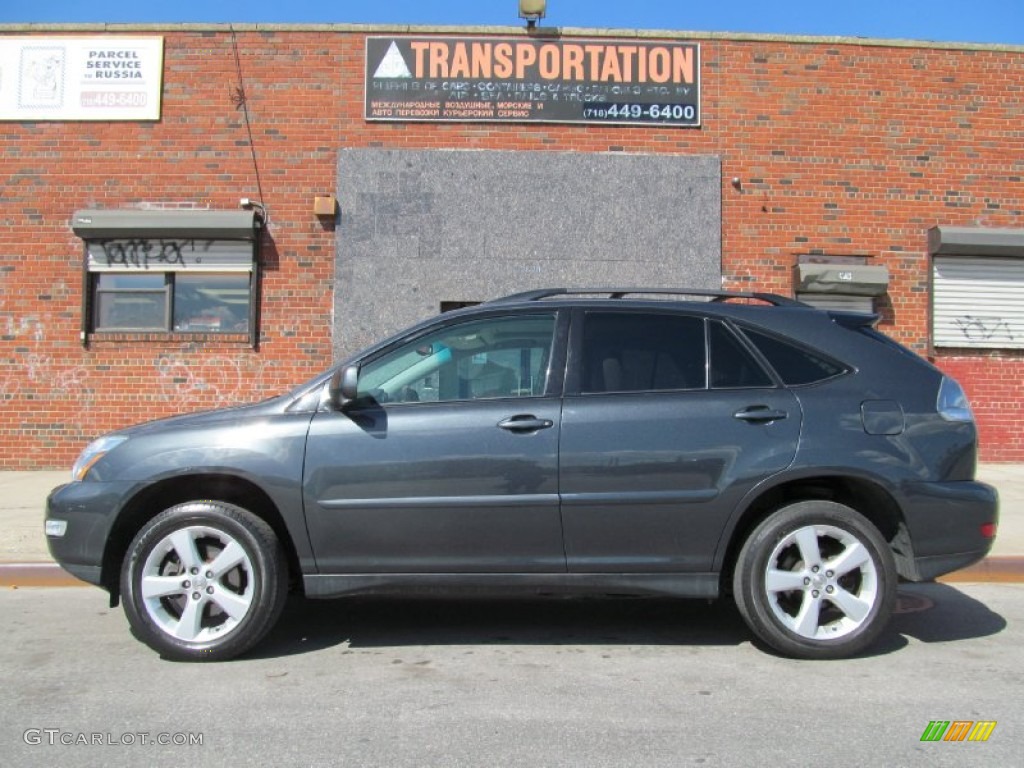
[828,310,880,329]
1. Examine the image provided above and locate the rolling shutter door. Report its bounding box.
[933,256,1024,349]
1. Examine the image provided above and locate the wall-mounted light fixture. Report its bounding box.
[519,0,547,28]
[314,195,337,217]
[239,197,268,226]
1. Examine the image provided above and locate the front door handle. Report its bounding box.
[734,406,788,423]
[498,415,554,432]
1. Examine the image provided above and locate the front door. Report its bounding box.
[304,311,567,573]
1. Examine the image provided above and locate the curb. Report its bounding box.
[937,556,1024,584]
[1,563,88,588]
[2,557,1023,589]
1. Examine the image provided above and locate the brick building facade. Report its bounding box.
[1,24,1022,468]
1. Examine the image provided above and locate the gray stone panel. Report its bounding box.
[334,149,721,358]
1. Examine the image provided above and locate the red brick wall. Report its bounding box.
[939,354,1024,460]
[1,28,1022,467]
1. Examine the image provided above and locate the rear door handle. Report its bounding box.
[734,406,788,423]
[498,415,554,432]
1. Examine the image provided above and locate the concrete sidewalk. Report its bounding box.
[1,466,1022,582]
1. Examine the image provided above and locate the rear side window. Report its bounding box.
[709,321,773,388]
[741,327,847,385]
[581,312,706,393]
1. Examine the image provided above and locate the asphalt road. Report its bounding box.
[2,584,1021,767]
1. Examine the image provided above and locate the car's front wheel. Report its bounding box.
[121,501,288,661]
[733,501,897,659]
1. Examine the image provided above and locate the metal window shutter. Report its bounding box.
[796,294,875,314]
[933,256,1024,349]
[86,239,254,273]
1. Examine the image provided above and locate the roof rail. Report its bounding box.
[485,288,807,307]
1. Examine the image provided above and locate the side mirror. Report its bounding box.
[328,365,360,410]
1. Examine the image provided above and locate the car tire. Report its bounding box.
[121,501,288,662]
[733,500,897,660]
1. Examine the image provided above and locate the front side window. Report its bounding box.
[357,314,557,404]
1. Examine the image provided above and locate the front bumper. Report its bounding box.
[45,480,135,590]
[900,479,999,581]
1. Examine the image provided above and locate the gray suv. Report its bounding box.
[46,289,999,661]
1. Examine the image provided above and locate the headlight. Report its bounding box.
[71,435,129,481]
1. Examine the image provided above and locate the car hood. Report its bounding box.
[113,395,293,439]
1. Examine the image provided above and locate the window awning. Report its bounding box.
[928,226,1024,257]
[71,209,260,241]
[794,263,889,297]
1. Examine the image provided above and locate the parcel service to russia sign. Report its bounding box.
[365,36,700,127]
[0,37,163,121]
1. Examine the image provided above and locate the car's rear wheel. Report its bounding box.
[733,500,897,659]
[121,501,288,661]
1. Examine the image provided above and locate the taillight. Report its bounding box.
[980,522,997,539]
[937,376,974,422]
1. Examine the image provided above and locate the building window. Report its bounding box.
[929,226,1024,351]
[72,209,261,344]
[93,273,169,331]
[172,273,252,332]
[92,272,252,333]
[440,301,480,313]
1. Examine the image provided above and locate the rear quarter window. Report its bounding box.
[741,327,848,386]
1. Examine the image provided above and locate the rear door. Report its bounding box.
[559,309,802,573]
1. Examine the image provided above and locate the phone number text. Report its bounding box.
[80,91,149,108]
[582,102,698,123]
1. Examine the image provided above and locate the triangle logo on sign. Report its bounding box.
[373,41,412,78]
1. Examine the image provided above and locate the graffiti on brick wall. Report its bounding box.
[3,303,270,445]
[0,307,95,460]
[155,354,269,409]
[954,316,1015,343]
[1,308,91,405]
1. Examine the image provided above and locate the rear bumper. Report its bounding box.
[908,548,993,582]
[899,479,999,581]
